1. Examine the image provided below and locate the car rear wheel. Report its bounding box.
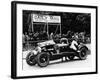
[26,52,36,66]
[78,47,88,60]
[36,52,49,67]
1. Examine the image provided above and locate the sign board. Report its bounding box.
[32,14,61,23]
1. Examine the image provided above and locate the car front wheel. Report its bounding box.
[26,52,37,66]
[36,52,49,67]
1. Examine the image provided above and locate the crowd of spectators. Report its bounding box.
[22,30,91,50]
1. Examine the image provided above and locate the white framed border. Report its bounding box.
[11,1,98,79]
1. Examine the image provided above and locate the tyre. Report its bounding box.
[36,52,49,67]
[68,55,75,60]
[26,52,36,66]
[78,47,88,60]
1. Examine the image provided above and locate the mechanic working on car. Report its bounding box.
[70,38,79,51]
[31,46,42,55]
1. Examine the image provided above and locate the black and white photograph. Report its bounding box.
[23,10,91,68]
[11,1,97,79]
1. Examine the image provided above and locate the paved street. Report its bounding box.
[22,44,91,70]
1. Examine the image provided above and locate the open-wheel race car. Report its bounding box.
[26,39,89,67]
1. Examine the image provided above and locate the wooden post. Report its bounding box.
[47,22,49,39]
[31,13,34,33]
[60,23,61,36]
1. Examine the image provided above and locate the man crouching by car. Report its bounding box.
[70,38,79,51]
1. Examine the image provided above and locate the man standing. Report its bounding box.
[50,32,54,40]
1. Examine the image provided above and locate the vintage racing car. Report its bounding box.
[26,39,89,67]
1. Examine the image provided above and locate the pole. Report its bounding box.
[60,16,61,37]
[60,23,61,36]
[47,22,49,39]
[31,13,34,33]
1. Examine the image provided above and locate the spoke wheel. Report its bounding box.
[26,52,36,66]
[37,52,49,67]
[79,47,88,60]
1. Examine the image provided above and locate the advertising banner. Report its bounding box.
[33,14,61,23]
